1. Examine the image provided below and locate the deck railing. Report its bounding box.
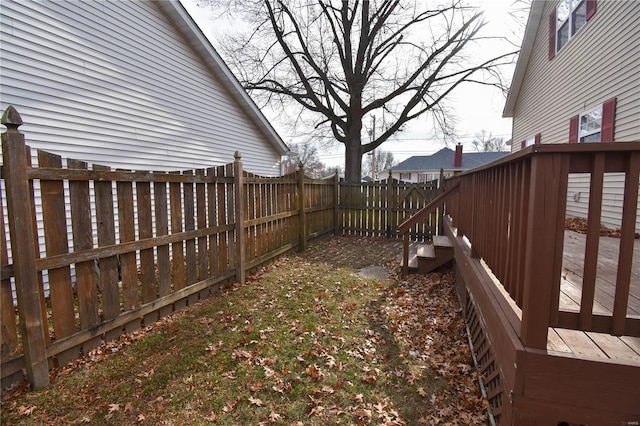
[403,142,640,349]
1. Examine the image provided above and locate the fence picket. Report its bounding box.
[216,165,228,273]
[184,171,198,306]
[169,172,186,310]
[93,164,122,342]
[67,159,101,353]
[207,167,219,276]
[196,169,208,283]
[116,178,139,321]
[26,150,50,346]
[153,176,172,318]
[38,150,78,365]
[137,180,157,325]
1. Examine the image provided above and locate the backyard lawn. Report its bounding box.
[0,236,488,425]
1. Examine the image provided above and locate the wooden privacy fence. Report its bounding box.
[0,106,437,389]
[339,177,439,239]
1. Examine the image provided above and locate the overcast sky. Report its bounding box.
[180,0,528,166]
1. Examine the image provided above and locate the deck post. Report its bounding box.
[233,151,245,285]
[297,162,307,252]
[520,153,567,349]
[1,106,49,388]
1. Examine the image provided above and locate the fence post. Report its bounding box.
[1,106,49,388]
[437,168,445,235]
[297,162,307,251]
[233,151,245,285]
[386,170,394,237]
[333,171,339,236]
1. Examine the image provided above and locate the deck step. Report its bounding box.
[416,244,435,259]
[407,235,455,274]
[433,234,453,248]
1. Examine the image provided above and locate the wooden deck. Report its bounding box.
[552,231,640,363]
[400,144,640,424]
[487,230,640,364]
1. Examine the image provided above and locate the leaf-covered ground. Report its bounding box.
[1,236,488,425]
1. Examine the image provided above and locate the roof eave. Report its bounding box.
[503,0,546,118]
[157,0,289,156]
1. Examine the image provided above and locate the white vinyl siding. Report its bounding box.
[509,0,640,232]
[0,0,282,175]
[511,1,640,146]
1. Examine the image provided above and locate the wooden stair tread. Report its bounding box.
[416,244,436,259]
[432,235,453,248]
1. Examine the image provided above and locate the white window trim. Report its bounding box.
[556,0,587,53]
[579,103,602,143]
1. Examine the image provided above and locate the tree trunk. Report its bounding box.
[344,97,364,183]
[344,139,363,183]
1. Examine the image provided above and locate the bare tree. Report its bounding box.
[282,142,327,178]
[471,129,507,152]
[202,0,517,182]
[364,150,395,180]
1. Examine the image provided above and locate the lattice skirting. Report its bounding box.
[459,285,504,425]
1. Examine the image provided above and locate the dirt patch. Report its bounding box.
[357,265,390,281]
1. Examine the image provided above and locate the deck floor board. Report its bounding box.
[553,230,640,363]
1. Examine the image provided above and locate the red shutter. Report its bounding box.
[549,10,556,60]
[601,97,616,142]
[520,140,526,149]
[534,133,541,144]
[569,115,579,143]
[586,0,597,21]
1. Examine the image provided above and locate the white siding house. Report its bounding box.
[0,0,290,295]
[0,0,288,174]
[503,0,640,232]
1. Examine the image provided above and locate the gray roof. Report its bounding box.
[390,148,509,172]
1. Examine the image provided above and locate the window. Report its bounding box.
[569,98,616,143]
[549,0,596,59]
[399,172,411,181]
[579,105,602,142]
[520,133,541,149]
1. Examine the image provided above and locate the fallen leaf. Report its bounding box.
[18,405,36,416]
[248,396,264,407]
[305,364,324,382]
[269,408,282,422]
[222,400,238,413]
[308,405,324,417]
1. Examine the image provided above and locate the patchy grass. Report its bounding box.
[1,236,487,425]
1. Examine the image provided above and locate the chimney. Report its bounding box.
[454,144,463,168]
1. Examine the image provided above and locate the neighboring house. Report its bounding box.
[388,145,509,183]
[0,0,289,174]
[503,0,640,231]
[0,0,290,294]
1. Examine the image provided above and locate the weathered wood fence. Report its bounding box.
[0,106,437,388]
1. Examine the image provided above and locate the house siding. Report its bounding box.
[0,0,283,175]
[509,0,640,231]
